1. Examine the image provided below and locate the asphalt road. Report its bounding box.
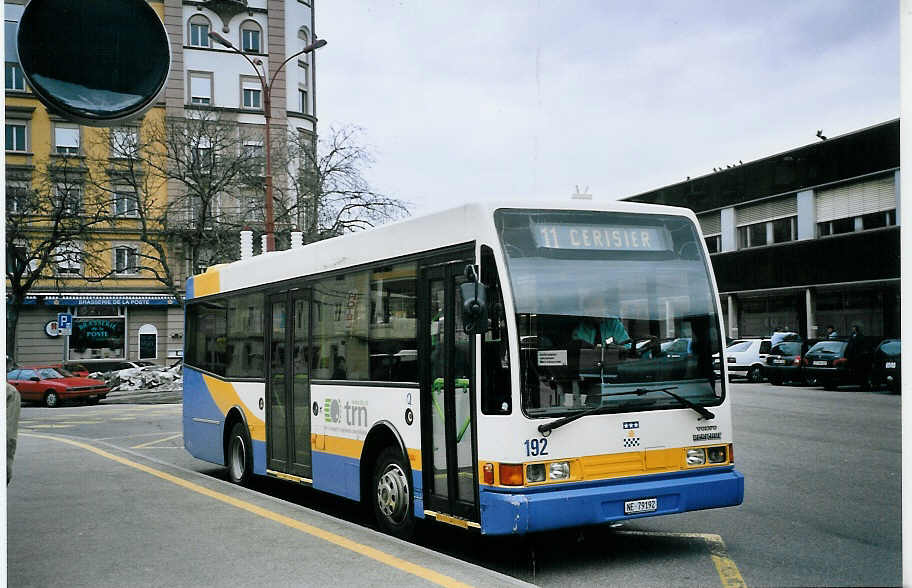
[6,382,902,586]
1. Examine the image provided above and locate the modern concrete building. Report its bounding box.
[624,119,900,340]
[5,0,320,367]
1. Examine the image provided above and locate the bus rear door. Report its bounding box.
[266,289,312,479]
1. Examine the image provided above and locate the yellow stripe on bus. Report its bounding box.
[193,268,221,298]
[481,445,732,487]
[313,435,422,473]
[202,375,266,441]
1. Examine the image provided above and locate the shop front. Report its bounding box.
[11,293,183,367]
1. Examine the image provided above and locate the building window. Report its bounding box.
[56,185,83,214]
[738,216,796,249]
[704,234,721,254]
[242,86,262,109]
[69,311,126,360]
[54,124,80,155]
[299,87,308,114]
[114,246,139,274]
[738,222,767,249]
[188,15,211,47]
[191,137,213,169]
[55,242,82,275]
[5,62,24,90]
[110,127,138,158]
[7,183,28,214]
[189,72,212,105]
[862,210,896,230]
[114,191,139,216]
[5,122,26,151]
[8,241,31,274]
[771,216,797,244]
[240,21,262,53]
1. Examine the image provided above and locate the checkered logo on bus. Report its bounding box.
[623,421,640,448]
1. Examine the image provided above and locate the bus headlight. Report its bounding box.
[526,463,546,483]
[707,446,727,463]
[686,448,706,465]
[549,461,570,480]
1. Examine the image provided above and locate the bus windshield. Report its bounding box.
[495,209,723,417]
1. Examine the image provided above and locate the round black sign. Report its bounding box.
[405,408,414,426]
[17,0,171,126]
[312,401,320,417]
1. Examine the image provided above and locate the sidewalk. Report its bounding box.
[8,432,533,588]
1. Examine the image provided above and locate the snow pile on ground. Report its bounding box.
[91,363,183,392]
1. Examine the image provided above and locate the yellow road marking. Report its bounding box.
[617,530,746,588]
[27,424,76,429]
[131,433,183,449]
[22,433,473,588]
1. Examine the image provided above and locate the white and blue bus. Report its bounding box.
[182,201,744,537]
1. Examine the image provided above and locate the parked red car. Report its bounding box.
[6,366,109,407]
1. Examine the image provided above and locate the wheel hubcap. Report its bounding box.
[230,435,246,480]
[46,393,57,407]
[377,463,409,524]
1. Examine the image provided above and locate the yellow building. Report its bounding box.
[5,1,183,368]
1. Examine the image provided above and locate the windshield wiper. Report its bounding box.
[537,386,714,436]
[648,386,715,421]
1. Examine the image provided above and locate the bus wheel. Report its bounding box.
[227,422,252,486]
[372,447,415,538]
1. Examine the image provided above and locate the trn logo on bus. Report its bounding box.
[324,398,369,428]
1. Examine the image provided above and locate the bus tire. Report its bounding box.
[372,447,415,539]
[226,422,252,486]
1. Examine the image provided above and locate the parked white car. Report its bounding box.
[721,339,772,382]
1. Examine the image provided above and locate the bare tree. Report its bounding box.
[81,111,267,301]
[279,125,409,243]
[146,111,265,276]
[6,156,105,363]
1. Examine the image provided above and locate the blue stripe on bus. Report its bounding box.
[182,368,225,465]
[478,467,744,535]
[312,450,360,500]
[310,451,425,519]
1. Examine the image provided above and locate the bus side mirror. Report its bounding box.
[460,265,489,335]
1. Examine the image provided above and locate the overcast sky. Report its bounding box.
[315,1,899,217]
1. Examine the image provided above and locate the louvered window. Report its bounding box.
[815,176,895,223]
[736,196,797,226]
[698,212,721,236]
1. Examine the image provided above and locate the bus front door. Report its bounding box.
[421,261,478,525]
[266,290,312,479]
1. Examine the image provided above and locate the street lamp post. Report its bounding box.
[209,31,326,252]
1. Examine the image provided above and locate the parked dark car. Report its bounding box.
[762,341,804,385]
[802,337,875,390]
[7,366,109,407]
[762,338,822,385]
[867,339,901,393]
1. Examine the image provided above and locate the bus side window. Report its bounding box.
[481,246,511,415]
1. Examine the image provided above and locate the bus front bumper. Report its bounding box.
[478,467,744,535]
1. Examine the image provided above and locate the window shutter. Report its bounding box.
[736,196,797,226]
[815,175,896,223]
[698,212,721,235]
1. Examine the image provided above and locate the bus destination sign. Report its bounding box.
[532,223,668,252]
